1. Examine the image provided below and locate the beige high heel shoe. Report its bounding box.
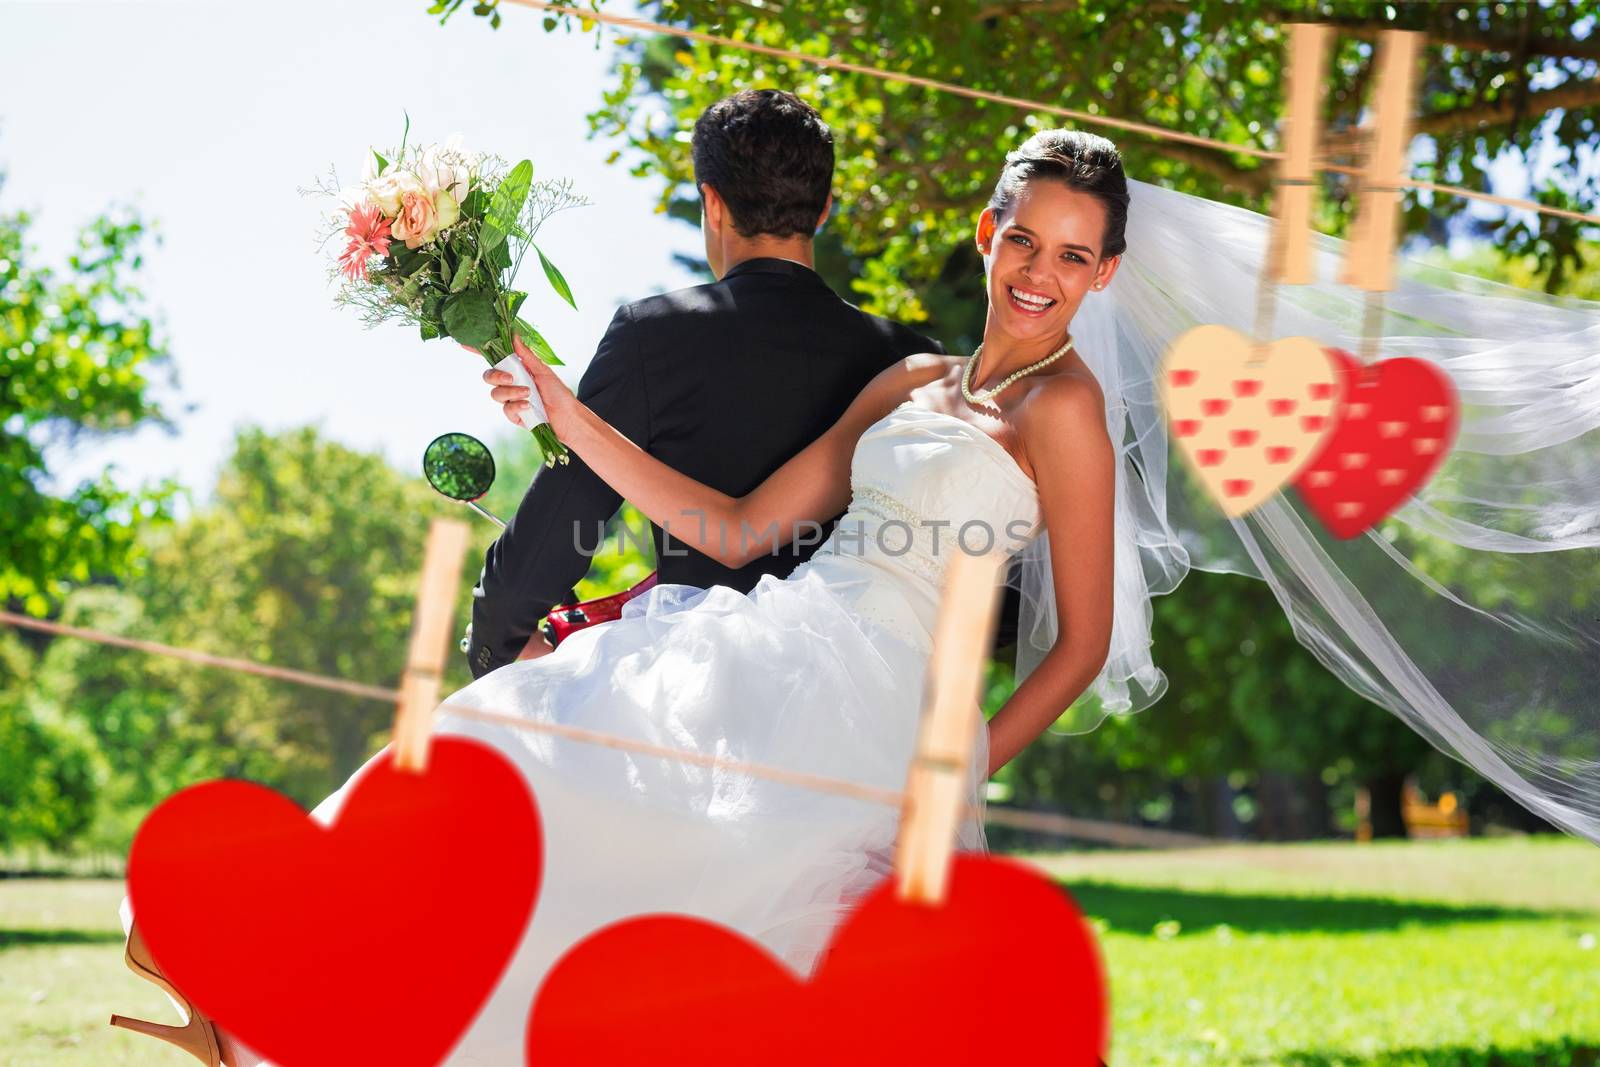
[108,919,234,1066]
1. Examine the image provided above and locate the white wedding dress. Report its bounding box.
[121,401,1044,1065]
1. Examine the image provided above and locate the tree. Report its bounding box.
[0,628,105,853]
[0,159,178,615]
[444,0,1600,323]
[126,427,458,806]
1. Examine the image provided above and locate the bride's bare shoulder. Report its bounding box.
[864,351,959,397]
[900,350,960,380]
[1015,368,1113,462]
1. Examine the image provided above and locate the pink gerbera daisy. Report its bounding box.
[338,202,394,282]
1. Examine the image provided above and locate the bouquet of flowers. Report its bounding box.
[309,117,588,465]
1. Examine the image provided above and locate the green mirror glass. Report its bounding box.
[422,433,505,527]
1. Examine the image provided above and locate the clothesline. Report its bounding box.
[501,0,1600,227]
[1,609,1206,847]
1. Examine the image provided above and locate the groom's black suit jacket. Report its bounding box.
[465,257,944,678]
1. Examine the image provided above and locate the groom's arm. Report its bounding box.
[464,306,650,678]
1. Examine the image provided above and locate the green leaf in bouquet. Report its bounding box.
[420,319,441,341]
[389,242,426,277]
[484,238,512,273]
[372,149,389,176]
[443,288,498,349]
[449,254,477,293]
[462,186,487,221]
[480,160,533,255]
[421,288,446,323]
[501,290,528,318]
[514,317,563,366]
[535,244,577,309]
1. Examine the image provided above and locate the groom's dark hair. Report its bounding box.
[692,89,834,239]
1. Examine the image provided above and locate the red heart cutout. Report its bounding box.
[1294,349,1459,539]
[128,737,542,1067]
[526,854,1107,1064]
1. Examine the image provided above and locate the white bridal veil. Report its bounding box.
[1006,176,1600,845]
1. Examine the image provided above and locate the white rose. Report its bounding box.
[366,170,423,217]
[418,143,470,205]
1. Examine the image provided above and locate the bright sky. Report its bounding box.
[1,0,701,506]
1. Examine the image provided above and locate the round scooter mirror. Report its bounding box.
[422,432,505,528]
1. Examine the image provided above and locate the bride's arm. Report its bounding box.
[504,337,942,569]
[985,376,1118,776]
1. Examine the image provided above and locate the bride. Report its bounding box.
[119,127,1137,1066]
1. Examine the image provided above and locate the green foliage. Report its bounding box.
[450,0,1600,318]
[535,244,577,309]
[0,631,105,852]
[0,170,178,615]
[989,562,1438,840]
[480,158,531,256]
[441,286,499,348]
[145,428,458,803]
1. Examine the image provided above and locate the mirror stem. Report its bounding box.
[465,500,506,529]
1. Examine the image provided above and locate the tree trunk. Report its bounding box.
[1209,776,1243,839]
[1301,772,1334,839]
[1364,771,1410,839]
[1168,778,1197,834]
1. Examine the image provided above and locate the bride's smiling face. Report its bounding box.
[977,179,1121,346]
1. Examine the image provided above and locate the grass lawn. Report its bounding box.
[1024,836,1600,1066]
[0,837,1595,1065]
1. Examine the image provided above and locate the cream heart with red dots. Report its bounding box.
[1160,325,1343,517]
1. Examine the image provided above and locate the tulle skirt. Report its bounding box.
[127,554,989,1065]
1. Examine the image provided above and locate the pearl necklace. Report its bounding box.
[960,336,1075,412]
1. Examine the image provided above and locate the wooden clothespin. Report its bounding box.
[392,517,472,774]
[1338,29,1423,296]
[1267,22,1334,287]
[1252,22,1332,362]
[893,548,1007,906]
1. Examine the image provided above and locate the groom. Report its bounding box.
[465,89,943,676]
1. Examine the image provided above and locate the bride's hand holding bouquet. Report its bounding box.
[478,333,583,442]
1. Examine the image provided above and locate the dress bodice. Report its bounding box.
[798,402,1042,648]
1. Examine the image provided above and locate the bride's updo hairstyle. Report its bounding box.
[987,129,1130,259]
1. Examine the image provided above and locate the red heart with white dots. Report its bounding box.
[1293,348,1458,538]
